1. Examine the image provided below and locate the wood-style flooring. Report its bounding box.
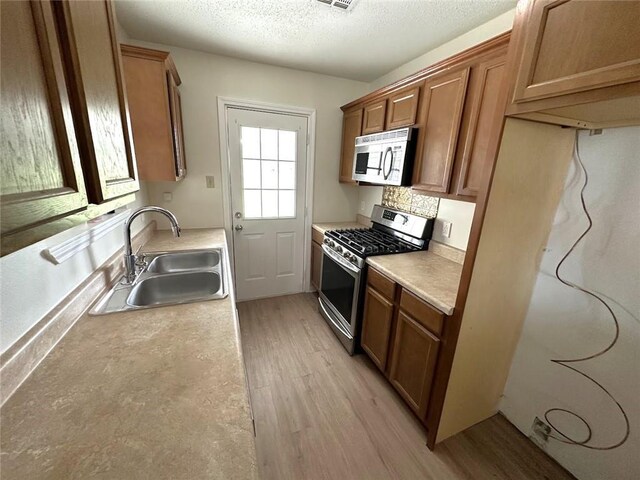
[238,293,574,480]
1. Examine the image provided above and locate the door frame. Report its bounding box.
[217,96,316,293]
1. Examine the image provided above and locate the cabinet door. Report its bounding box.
[511,0,640,103]
[56,0,139,203]
[361,286,395,372]
[1,0,88,236]
[310,241,322,290]
[339,108,362,183]
[362,99,387,134]
[412,68,469,193]
[168,72,187,179]
[385,85,420,130]
[389,310,440,418]
[452,55,506,198]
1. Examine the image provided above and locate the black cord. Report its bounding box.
[544,130,630,450]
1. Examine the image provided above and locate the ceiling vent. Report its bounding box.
[316,0,359,13]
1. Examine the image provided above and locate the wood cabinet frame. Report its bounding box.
[53,0,139,203]
[511,0,640,104]
[1,0,88,236]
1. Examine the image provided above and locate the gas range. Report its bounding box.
[323,228,420,269]
[318,205,434,354]
[322,205,434,270]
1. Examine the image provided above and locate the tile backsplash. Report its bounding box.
[381,186,439,218]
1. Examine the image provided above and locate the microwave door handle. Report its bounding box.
[383,147,393,179]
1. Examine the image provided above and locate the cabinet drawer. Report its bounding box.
[400,289,444,336]
[312,227,324,245]
[367,267,396,300]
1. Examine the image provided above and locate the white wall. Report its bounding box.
[122,40,368,229]
[500,127,640,480]
[432,199,475,250]
[0,187,151,353]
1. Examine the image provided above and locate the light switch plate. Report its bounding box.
[442,221,452,238]
[205,176,215,188]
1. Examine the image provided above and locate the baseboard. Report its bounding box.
[0,221,157,406]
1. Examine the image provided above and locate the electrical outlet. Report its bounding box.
[441,221,452,238]
[205,176,215,188]
[530,417,551,448]
[163,192,172,202]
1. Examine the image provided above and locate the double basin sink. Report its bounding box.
[91,249,227,315]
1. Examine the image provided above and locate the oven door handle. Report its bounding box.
[318,298,353,340]
[322,244,360,275]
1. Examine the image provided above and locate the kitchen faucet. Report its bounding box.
[123,206,181,283]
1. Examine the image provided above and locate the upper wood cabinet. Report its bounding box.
[1,0,140,254]
[511,0,640,103]
[412,68,470,194]
[56,0,139,203]
[451,54,507,197]
[339,107,362,183]
[1,0,88,237]
[386,85,421,129]
[362,99,387,134]
[121,45,187,181]
[505,0,640,127]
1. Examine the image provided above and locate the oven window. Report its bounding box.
[321,254,355,324]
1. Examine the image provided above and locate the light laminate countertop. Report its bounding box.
[367,249,463,316]
[0,229,258,480]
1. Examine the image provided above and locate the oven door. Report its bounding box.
[318,245,362,354]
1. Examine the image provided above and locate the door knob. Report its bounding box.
[234,224,243,231]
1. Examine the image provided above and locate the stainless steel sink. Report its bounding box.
[90,248,227,315]
[127,271,223,307]
[146,251,220,274]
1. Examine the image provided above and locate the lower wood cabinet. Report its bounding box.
[360,266,444,421]
[361,286,395,371]
[388,310,440,418]
[310,240,322,290]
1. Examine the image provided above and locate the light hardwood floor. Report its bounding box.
[238,293,575,480]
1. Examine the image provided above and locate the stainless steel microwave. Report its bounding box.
[351,127,416,185]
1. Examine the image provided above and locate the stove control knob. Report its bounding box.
[350,256,358,265]
[335,245,343,253]
[343,251,351,259]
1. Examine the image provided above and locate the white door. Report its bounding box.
[227,108,308,301]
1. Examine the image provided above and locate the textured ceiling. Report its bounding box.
[115,0,516,82]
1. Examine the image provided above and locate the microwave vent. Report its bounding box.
[315,0,358,12]
[355,128,412,146]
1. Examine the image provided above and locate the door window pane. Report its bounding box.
[243,159,261,189]
[279,162,295,189]
[241,127,260,158]
[261,161,278,189]
[240,127,298,219]
[279,190,295,217]
[279,130,296,161]
[262,190,278,217]
[244,190,261,218]
[260,129,278,160]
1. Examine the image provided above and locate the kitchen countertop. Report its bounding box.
[0,229,258,480]
[312,221,368,235]
[366,249,463,316]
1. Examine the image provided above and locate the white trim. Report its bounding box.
[216,96,316,294]
[42,209,131,265]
